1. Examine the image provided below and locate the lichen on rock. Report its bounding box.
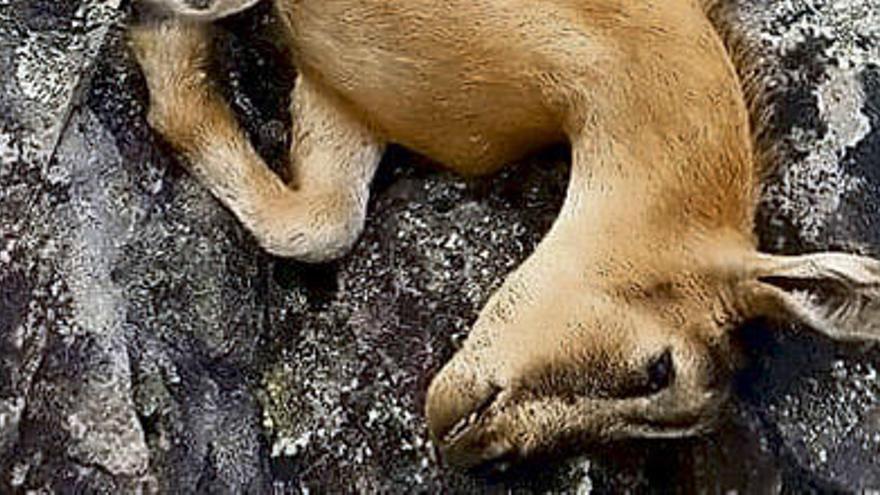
[1,0,879,493]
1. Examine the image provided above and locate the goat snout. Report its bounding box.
[425,353,508,464]
[426,356,498,441]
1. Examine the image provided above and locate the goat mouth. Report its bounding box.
[626,412,714,439]
[441,383,504,445]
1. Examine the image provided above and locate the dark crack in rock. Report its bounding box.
[1,0,880,493]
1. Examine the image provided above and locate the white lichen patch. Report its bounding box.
[741,0,880,68]
[762,68,870,244]
[0,396,26,456]
[774,356,880,476]
[0,238,15,266]
[14,38,77,102]
[736,0,880,245]
[4,0,122,167]
[51,110,150,478]
[0,129,19,176]
[271,430,313,458]
[573,457,594,495]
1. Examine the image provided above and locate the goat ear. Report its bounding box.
[736,252,880,342]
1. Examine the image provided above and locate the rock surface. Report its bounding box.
[0,0,878,493]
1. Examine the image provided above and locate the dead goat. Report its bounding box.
[130,0,880,469]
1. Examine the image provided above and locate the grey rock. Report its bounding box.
[733,0,880,491]
[0,0,878,493]
[0,0,122,167]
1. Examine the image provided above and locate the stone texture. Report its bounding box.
[735,0,880,491]
[0,0,878,493]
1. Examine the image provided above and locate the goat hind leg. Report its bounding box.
[130,20,384,262]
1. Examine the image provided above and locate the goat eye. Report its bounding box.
[646,349,674,393]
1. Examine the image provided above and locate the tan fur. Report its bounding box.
[130,0,880,469]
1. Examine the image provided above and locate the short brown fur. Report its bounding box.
[131,0,880,469]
